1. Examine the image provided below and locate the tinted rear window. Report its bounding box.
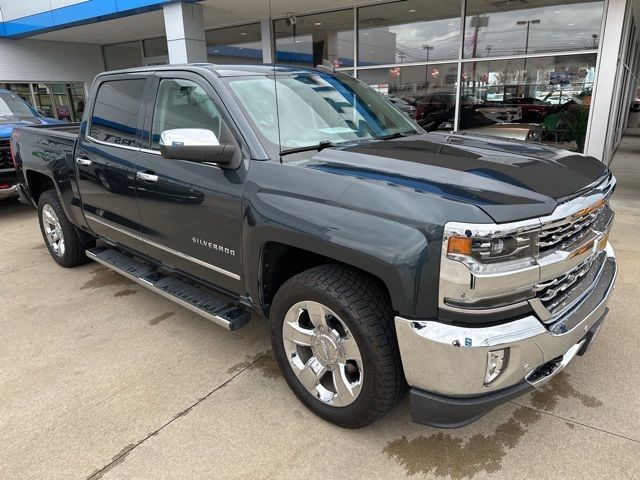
[89,79,145,147]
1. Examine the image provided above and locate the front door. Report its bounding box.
[76,76,149,250]
[135,73,247,294]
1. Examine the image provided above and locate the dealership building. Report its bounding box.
[0,0,637,163]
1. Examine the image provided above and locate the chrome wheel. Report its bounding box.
[282,301,363,407]
[41,204,65,257]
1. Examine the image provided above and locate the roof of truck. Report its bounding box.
[99,63,331,78]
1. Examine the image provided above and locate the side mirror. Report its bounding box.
[159,128,237,165]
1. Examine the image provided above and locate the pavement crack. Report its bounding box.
[85,352,268,480]
[509,401,640,445]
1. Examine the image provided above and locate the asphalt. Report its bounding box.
[2,136,640,479]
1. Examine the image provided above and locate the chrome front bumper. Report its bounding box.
[0,184,19,199]
[395,243,617,399]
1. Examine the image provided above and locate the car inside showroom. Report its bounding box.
[2,1,640,479]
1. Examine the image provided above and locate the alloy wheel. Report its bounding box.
[41,204,65,257]
[282,301,363,407]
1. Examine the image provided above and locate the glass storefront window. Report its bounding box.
[358,64,458,125]
[274,10,354,68]
[358,0,462,66]
[464,1,604,58]
[143,37,168,58]
[457,54,597,152]
[0,83,32,105]
[103,41,143,71]
[206,23,263,64]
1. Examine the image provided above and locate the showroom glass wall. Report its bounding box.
[273,0,604,151]
[0,81,86,121]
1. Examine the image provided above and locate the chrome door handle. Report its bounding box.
[137,171,159,182]
[76,157,92,166]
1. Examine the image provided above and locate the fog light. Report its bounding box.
[485,348,509,385]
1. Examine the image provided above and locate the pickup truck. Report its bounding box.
[0,89,62,200]
[12,64,617,429]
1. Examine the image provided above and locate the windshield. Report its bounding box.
[225,72,421,154]
[0,92,36,118]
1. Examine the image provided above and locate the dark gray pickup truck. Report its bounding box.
[12,64,617,428]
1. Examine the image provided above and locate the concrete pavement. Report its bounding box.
[2,137,640,479]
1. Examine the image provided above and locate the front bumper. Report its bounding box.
[395,243,616,427]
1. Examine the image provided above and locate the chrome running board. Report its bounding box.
[86,246,250,331]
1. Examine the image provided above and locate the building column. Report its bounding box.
[163,2,207,64]
[584,0,628,162]
[260,19,274,63]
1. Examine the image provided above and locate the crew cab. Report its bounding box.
[12,65,617,428]
[0,89,62,200]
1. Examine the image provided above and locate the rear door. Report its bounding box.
[135,72,248,294]
[76,75,149,250]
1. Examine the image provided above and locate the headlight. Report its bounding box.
[447,232,538,264]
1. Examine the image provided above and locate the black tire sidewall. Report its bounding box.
[271,278,391,428]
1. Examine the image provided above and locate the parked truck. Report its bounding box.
[12,65,616,428]
[0,89,62,200]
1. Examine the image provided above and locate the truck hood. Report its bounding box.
[305,133,608,223]
[0,116,62,138]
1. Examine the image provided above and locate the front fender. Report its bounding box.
[243,189,434,317]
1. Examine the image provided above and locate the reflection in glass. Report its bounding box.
[464,0,603,58]
[206,24,263,64]
[358,0,461,66]
[103,41,143,71]
[457,54,597,151]
[358,64,458,125]
[274,10,354,68]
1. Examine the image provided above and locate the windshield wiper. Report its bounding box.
[279,140,336,157]
[375,132,412,140]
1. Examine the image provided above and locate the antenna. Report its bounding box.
[269,0,284,163]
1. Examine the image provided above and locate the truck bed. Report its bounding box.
[17,122,80,140]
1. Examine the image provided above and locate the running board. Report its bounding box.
[86,246,250,331]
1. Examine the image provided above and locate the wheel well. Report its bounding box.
[260,242,391,317]
[26,170,55,204]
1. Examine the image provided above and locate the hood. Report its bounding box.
[0,116,62,139]
[304,133,608,223]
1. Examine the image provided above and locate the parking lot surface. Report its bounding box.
[2,136,640,479]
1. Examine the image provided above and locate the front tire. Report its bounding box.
[37,190,95,267]
[270,264,405,428]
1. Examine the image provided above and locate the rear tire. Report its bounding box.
[37,190,95,267]
[270,264,406,428]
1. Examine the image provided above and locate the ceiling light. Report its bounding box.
[568,23,575,26]
[314,22,322,26]
[240,32,247,36]
[409,9,416,13]
[369,51,375,54]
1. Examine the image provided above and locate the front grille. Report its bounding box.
[0,139,11,170]
[537,202,607,253]
[534,251,606,319]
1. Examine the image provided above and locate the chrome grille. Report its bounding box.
[0,139,11,170]
[538,202,607,253]
[534,252,606,320]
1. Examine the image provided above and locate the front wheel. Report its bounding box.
[270,264,406,428]
[38,190,95,267]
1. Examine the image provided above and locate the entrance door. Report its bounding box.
[135,73,248,293]
[76,76,149,251]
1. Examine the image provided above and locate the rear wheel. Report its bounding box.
[270,264,405,428]
[37,190,95,267]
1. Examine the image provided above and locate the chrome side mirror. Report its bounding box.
[159,128,236,164]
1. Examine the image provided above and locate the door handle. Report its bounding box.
[76,157,92,166]
[137,171,159,182]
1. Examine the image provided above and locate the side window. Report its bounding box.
[151,78,233,150]
[90,79,145,147]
